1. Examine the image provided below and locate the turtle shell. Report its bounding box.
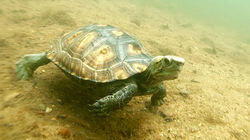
[46,24,152,83]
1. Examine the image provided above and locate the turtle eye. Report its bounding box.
[163,58,170,65]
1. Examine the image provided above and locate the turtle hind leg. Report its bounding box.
[16,52,50,80]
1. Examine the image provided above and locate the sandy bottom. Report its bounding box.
[0,0,249,139]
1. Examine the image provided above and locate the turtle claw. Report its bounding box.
[151,98,164,106]
[145,99,164,113]
[88,101,112,117]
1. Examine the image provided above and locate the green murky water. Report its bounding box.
[0,0,249,139]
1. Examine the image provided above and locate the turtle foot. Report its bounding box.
[16,53,50,80]
[151,98,164,106]
[88,100,112,117]
[145,98,164,113]
[16,55,35,80]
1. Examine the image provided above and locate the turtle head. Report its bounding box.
[147,55,185,81]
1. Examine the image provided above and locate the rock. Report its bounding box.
[0,39,8,47]
[181,23,192,28]
[177,84,189,97]
[39,104,46,111]
[4,92,20,102]
[57,114,67,119]
[160,24,169,30]
[57,99,63,105]
[58,127,70,138]
[57,99,62,102]
[45,107,52,113]
[51,117,56,121]
[192,70,197,74]
[159,111,175,122]
[191,79,200,83]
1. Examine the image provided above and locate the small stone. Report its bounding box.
[41,70,46,73]
[58,127,70,138]
[57,99,63,105]
[57,114,67,119]
[65,124,70,127]
[192,70,197,74]
[177,84,189,97]
[51,117,56,121]
[39,104,46,111]
[159,111,175,122]
[4,92,20,102]
[45,107,52,113]
[191,79,200,83]
[190,127,198,133]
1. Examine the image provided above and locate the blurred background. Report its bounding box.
[144,0,250,39]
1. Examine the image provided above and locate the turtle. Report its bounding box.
[16,24,185,116]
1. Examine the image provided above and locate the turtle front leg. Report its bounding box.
[89,83,138,116]
[150,83,166,106]
[16,52,50,80]
[142,83,166,111]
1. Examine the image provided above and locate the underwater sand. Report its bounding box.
[0,0,249,139]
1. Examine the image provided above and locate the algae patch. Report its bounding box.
[147,40,175,55]
[0,39,8,47]
[38,10,76,27]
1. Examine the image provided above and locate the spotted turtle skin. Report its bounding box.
[47,24,152,83]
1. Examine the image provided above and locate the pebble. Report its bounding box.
[58,127,71,138]
[4,92,20,102]
[57,99,63,105]
[57,99,62,103]
[191,79,200,83]
[159,133,164,137]
[177,84,189,97]
[41,70,46,73]
[159,111,175,122]
[57,114,67,119]
[51,117,56,121]
[45,107,52,113]
[39,104,46,111]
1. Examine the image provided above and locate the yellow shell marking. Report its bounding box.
[76,32,97,54]
[114,68,129,79]
[112,30,124,37]
[81,67,87,79]
[96,70,111,82]
[81,65,94,80]
[54,52,64,65]
[62,55,71,70]
[100,48,107,54]
[132,63,147,72]
[127,44,142,55]
[66,31,83,45]
[70,63,76,75]
[88,44,115,69]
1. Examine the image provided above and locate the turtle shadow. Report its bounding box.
[41,72,150,138]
